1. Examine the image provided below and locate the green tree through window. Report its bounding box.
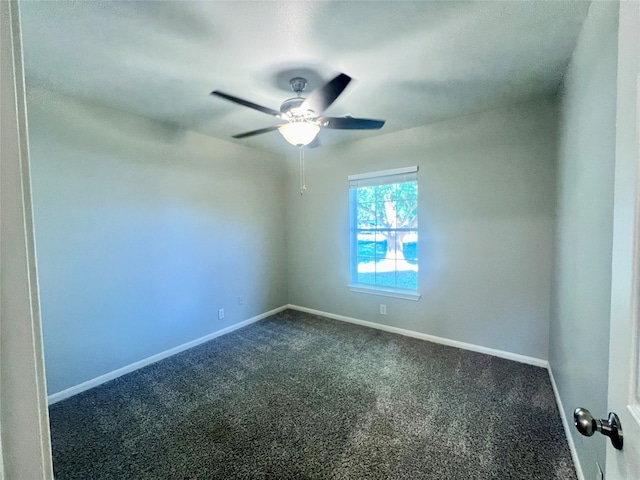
[349,167,418,293]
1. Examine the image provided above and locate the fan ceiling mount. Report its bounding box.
[211,73,385,147]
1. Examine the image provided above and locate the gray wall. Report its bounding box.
[286,98,558,361]
[550,2,619,479]
[27,90,288,395]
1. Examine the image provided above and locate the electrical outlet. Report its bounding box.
[218,308,225,320]
[238,296,244,305]
[380,304,387,315]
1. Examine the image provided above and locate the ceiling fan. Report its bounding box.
[211,73,385,147]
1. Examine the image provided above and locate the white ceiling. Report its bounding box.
[18,0,590,155]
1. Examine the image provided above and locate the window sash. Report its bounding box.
[349,167,418,294]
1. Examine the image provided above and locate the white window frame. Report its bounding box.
[347,166,421,301]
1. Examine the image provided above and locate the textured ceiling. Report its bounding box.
[19,1,590,155]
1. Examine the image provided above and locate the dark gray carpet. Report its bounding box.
[49,309,577,479]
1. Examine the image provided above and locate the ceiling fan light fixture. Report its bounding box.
[278,122,320,146]
[212,73,384,145]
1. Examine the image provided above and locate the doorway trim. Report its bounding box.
[0,1,54,478]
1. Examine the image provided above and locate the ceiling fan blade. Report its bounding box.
[211,90,281,117]
[301,73,352,114]
[319,117,385,130]
[232,126,280,139]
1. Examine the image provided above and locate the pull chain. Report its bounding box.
[299,146,307,195]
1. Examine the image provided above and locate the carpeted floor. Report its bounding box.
[49,309,577,479]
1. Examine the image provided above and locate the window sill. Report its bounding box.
[348,284,421,301]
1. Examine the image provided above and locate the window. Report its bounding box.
[348,166,419,300]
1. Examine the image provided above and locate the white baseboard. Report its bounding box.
[286,304,548,368]
[547,367,585,480]
[47,305,288,405]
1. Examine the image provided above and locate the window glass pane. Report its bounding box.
[375,184,395,203]
[384,235,401,260]
[350,173,418,292]
[398,181,417,200]
[373,233,387,259]
[397,270,418,290]
[357,203,376,229]
[357,251,376,262]
[397,199,416,221]
[356,233,377,258]
[357,186,376,203]
[357,242,373,259]
[376,201,396,228]
[376,269,397,287]
[357,270,376,285]
[402,232,418,263]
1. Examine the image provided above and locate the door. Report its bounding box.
[605,2,640,478]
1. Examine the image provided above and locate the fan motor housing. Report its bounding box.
[280,97,313,118]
